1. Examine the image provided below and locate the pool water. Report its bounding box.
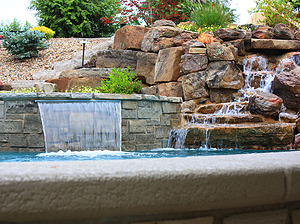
[0,148,291,163]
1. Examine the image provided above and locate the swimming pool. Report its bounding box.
[0,148,290,162]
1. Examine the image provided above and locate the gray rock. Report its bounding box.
[207,42,235,61]
[152,20,176,27]
[180,54,208,74]
[206,61,244,89]
[182,71,209,101]
[96,50,138,68]
[274,23,295,40]
[32,70,61,80]
[141,85,158,95]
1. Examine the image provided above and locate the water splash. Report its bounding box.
[38,100,121,152]
[168,129,188,149]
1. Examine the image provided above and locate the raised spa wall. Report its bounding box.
[0,92,182,152]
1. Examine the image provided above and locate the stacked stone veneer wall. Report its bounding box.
[0,93,181,152]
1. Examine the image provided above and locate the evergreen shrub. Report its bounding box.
[2,31,49,59]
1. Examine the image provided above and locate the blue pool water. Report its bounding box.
[0,148,290,163]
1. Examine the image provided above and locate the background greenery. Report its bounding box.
[29,0,119,37]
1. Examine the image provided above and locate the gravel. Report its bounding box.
[0,38,108,85]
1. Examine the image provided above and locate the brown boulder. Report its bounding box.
[274,23,294,40]
[295,30,300,40]
[157,82,183,97]
[206,61,244,90]
[174,31,199,46]
[215,28,246,41]
[0,83,12,91]
[250,39,300,50]
[227,39,246,56]
[182,40,205,54]
[112,25,149,50]
[46,77,104,92]
[140,85,158,95]
[96,50,137,68]
[181,100,196,113]
[249,92,283,120]
[296,114,300,133]
[272,67,300,112]
[154,47,184,83]
[252,25,274,39]
[293,133,300,149]
[141,26,183,52]
[180,54,208,75]
[182,71,209,101]
[207,42,235,61]
[210,88,237,103]
[197,31,223,45]
[136,52,158,85]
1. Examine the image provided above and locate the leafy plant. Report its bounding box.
[10,87,39,93]
[100,0,190,27]
[29,0,119,37]
[97,67,142,94]
[190,0,236,33]
[177,21,199,32]
[252,0,300,28]
[2,31,49,59]
[68,86,101,93]
[29,26,55,39]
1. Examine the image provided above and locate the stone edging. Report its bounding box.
[0,92,182,103]
[0,151,299,223]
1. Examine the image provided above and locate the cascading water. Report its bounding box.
[38,100,121,152]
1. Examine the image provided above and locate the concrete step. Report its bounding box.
[171,122,294,150]
[183,113,264,124]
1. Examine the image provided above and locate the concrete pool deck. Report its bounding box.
[0,151,300,223]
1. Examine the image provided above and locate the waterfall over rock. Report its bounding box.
[38,100,121,152]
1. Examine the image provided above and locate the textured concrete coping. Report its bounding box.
[0,151,300,222]
[0,92,182,103]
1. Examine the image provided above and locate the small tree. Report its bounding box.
[29,0,119,37]
[100,0,191,27]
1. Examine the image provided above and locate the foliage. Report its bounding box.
[177,21,199,32]
[29,26,55,39]
[100,0,191,27]
[97,67,142,94]
[10,87,38,93]
[68,86,101,93]
[289,0,300,11]
[0,18,32,32]
[29,0,119,37]
[2,31,49,59]
[190,0,236,33]
[253,0,300,28]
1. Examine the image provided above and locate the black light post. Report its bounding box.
[80,39,88,67]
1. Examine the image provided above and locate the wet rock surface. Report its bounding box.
[182,71,209,101]
[249,92,283,120]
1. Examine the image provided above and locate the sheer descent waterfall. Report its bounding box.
[38,100,121,152]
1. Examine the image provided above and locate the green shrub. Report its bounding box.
[97,67,142,94]
[177,21,199,32]
[0,18,32,32]
[190,0,236,33]
[29,26,55,39]
[2,31,49,59]
[252,0,300,28]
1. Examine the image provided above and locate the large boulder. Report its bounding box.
[180,54,208,75]
[182,40,205,54]
[215,28,246,41]
[112,25,149,50]
[157,82,183,97]
[207,42,235,61]
[96,50,138,68]
[174,31,199,46]
[182,71,209,101]
[206,61,244,89]
[141,26,183,52]
[136,52,158,85]
[226,39,246,56]
[140,85,158,95]
[249,92,283,120]
[272,67,300,112]
[250,39,300,51]
[210,88,237,103]
[295,113,300,133]
[295,30,300,40]
[274,23,295,40]
[181,100,196,113]
[252,25,274,39]
[154,46,184,83]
